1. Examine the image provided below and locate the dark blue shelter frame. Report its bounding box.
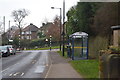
[68,32,88,60]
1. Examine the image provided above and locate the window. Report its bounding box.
[26,31,29,34]
[25,31,31,34]
[26,36,31,39]
[26,36,29,39]
[30,31,31,34]
[22,32,24,34]
[21,36,24,39]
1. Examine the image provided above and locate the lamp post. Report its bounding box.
[62,0,65,56]
[51,7,62,51]
[50,35,52,51]
[19,34,21,51]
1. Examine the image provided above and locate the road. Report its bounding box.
[1,50,52,79]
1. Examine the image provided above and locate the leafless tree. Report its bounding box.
[11,9,29,36]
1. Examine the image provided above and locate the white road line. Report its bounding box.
[35,66,45,73]
[21,73,24,76]
[46,64,48,67]
[1,62,20,73]
[13,72,19,76]
[1,67,10,73]
[45,63,52,79]
[9,73,13,77]
[44,53,53,79]
[45,55,48,66]
[32,60,36,64]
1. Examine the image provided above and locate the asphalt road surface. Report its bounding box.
[1,50,52,79]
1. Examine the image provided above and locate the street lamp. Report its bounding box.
[50,35,52,51]
[19,34,21,51]
[51,7,62,51]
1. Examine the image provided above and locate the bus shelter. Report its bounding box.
[68,32,88,60]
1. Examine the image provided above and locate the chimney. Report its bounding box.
[30,23,33,25]
[42,23,45,26]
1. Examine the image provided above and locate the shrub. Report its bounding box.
[89,36,108,59]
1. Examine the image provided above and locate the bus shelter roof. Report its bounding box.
[69,32,88,38]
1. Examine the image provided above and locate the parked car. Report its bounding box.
[5,45,16,55]
[0,46,10,57]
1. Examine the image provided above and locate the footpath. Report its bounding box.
[46,51,82,78]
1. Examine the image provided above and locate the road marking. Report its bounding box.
[1,62,20,73]
[45,55,48,66]
[13,72,20,76]
[21,73,24,76]
[46,64,48,67]
[9,73,13,77]
[44,54,52,79]
[32,61,35,64]
[32,60,36,64]
[44,62,52,79]
[35,66,45,73]
[1,67,10,73]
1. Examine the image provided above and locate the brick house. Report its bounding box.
[39,22,53,36]
[21,23,39,40]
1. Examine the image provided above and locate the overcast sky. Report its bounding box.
[0,0,80,31]
[0,0,119,32]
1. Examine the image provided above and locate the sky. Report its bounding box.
[0,0,80,31]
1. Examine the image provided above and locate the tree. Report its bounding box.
[92,2,119,36]
[45,17,60,41]
[37,31,45,38]
[66,2,100,36]
[76,2,95,34]
[66,6,78,35]
[11,9,29,36]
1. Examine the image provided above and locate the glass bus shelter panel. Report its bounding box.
[74,38,82,59]
[82,37,88,58]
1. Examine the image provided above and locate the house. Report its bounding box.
[21,23,39,40]
[39,22,53,36]
[7,26,19,39]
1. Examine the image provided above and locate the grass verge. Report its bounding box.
[27,46,59,50]
[70,59,99,78]
[57,51,68,58]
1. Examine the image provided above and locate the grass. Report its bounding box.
[57,51,68,58]
[57,49,99,78]
[70,59,99,78]
[27,46,59,50]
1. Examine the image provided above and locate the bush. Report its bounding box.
[89,36,108,59]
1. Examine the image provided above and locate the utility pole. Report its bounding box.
[62,0,65,56]
[9,20,10,40]
[60,8,62,51]
[3,16,5,33]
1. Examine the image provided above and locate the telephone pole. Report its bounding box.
[9,20,10,40]
[3,16,5,33]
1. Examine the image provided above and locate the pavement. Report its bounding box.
[46,51,82,78]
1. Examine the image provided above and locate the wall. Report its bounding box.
[113,30,120,47]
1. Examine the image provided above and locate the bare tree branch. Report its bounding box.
[11,9,30,36]
[11,9,29,29]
